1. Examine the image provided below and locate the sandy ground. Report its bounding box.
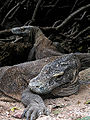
[0,69,90,120]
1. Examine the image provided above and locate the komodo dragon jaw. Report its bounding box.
[29,76,60,94]
[29,54,80,94]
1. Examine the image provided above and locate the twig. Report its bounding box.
[0,36,23,42]
[59,33,69,38]
[12,37,23,43]
[68,29,78,38]
[56,4,90,31]
[75,11,87,21]
[0,0,11,13]
[0,38,14,42]
[8,6,20,19]
[78,0,86,6]
[45,0,60,18]
[0,29,12,38]
[26,0,43,25]
[73,26,90,39]
[31,0,43,21]
[43,5,55,8]
[1,3,20,26]
[7,0,14,8]
[70,0,79,13]
[1,0,27,26]
[53,20,62,27]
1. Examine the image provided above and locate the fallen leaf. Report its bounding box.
[52,109,60,115]
[85,100,90,104]
[11,107,20,112]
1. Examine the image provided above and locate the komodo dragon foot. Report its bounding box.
[21,88,49,120]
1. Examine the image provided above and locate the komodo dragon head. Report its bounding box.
[29,54,80,94]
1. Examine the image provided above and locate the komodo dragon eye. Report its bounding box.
[53,71,64,78]
[49,72,64,86]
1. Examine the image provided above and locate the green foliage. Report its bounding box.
[76,116,90,120]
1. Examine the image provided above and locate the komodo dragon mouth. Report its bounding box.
[29,54,80,94]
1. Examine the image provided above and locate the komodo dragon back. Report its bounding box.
[0,56,59,101]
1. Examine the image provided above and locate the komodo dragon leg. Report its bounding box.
[21,88,49,120]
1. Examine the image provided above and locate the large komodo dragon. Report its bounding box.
[0,26,90,120]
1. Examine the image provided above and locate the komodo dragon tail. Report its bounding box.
[74,53,90,85]
[78,67,90,85]
[0,88,21,102]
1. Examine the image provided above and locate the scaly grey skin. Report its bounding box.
[21,53,90,120]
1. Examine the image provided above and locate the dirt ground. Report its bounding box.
[0,69,90,120]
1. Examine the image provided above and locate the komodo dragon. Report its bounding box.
[10,26,62,60]
[0,53,90,120]
[0,26,90,120]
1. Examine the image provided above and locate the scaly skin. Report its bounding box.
[11,26,62,60]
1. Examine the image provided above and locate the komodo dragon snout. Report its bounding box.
[29,54,80,94]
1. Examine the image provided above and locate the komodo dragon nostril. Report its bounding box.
[40,87,44,91]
